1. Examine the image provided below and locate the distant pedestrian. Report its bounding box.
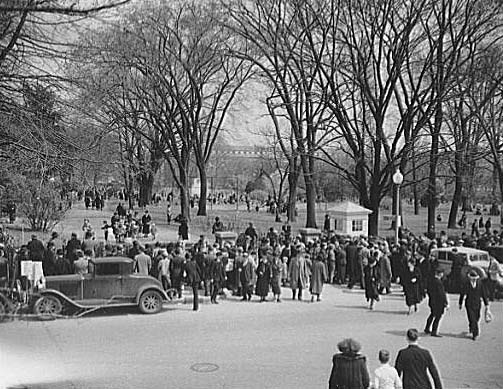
[485,218,492,234]
[183,253,201,311]
[142,210,151,238]
[255,255,272,302]
[363,253,380,310]
[157,250,171,291]
[458,270,489,340]
[402,259,422,314]
[328,338,370,389]
[170,248,186,299]
[424,268,448,337]
[288,248,310,301]
[310,255,328,302]
[239,253,254,301]
[395,328,443,389]
[373,349,402,389]
[324,214,331,232]
[166,202,172,225]
[271,255,283,302]
[134,246,152,275]
[209,251,226,304]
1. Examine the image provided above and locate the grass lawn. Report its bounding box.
[2,198,499,246]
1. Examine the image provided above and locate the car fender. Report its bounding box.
[135,285,168,304]
[38,289,82,308]
[466,266,487,279]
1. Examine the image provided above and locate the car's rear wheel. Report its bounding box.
[34,295,62,320]
[139,290,163,314]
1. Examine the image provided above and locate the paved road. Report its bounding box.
[1,285,502,389]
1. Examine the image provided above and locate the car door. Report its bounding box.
[82,262,123,305]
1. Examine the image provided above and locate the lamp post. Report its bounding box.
[392,169,404,245]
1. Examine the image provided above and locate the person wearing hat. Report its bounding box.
[27,234,45,262]
[183,252,201,311]
[363,252,380,310]
[424,268,448,337]
[209,251,226,304]
[328,338,369,389]
[395,328,442,389]
[170,247,186,299]
[458,269,489,340]
[402,259,422,315]
[66,232,82,267]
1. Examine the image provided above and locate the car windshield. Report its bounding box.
[95,263,120,276]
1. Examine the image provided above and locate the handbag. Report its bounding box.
[484,306,493,323]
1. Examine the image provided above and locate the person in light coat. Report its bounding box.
[310,255,328,302]
[288,248,311,301]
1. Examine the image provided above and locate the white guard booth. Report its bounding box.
[328,201,373,237]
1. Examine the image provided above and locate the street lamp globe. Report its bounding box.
[392,169,403,185]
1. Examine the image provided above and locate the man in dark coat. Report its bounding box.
[183,253,201,311]
[239,253,254,301]
[65,232,82,268]
[209,252,226,304]
[141,210,151,237]
[458,270,489,340]
[169,248,185,298]
[323,214,331,232]
[395,328,443,389]
[27,234,45,262]
[346,239,358,289]
[424,269,448,337]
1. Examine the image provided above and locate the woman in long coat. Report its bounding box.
[310,255,328,302]
[288,252,310,300]
[378,250,392,295]
[363,255,380,310]
[402,259,423,314]
[255,256,272,302]
[271,255,283,302]
[328,338,370,389]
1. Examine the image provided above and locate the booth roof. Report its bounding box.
[327,201,373,215]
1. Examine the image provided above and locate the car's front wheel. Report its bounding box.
[139,290,163,314]
[34,295,63,320]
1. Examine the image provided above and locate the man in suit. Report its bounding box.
[183,253,201,311]
[395,328,443,389]
[209,252,226,304]
[424,268,448,337]
[459,270,489,340]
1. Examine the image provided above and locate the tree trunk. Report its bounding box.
[197,165,208,216]
[301,155,317,228]
[427,132,439,236]
[287,158,299,222]
[447,173,462,228]
[366,184,380,236]
[179,165,190,220]
[138,172,154,208]
[412,148,419,215]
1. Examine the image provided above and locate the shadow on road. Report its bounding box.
[335,304,409,315]
[385,329,469,339]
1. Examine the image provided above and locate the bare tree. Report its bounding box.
[225,0,336,228]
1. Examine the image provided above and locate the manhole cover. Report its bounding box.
[190,363,219,373]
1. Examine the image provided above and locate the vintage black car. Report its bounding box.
[33,257,168,317]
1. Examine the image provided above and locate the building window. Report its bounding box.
[352,219,363,232]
